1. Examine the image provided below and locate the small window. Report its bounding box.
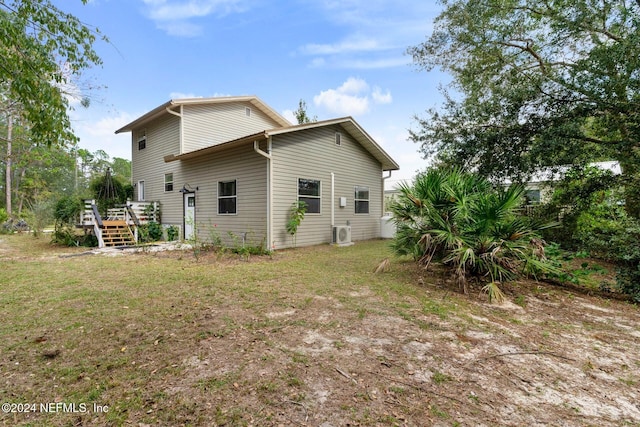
[335,132,342,146]
[137,130,146,150]
[525,189,541,204]
[218,180,237,214]
[164,173,173,192]
[245,107,251,117]
[355,186,369,214]
[298,178,321,214]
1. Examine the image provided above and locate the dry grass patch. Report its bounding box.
[0,234,639,426]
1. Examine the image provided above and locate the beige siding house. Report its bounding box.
[116,96,399,250]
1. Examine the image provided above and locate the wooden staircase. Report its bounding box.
[101,220,135,247]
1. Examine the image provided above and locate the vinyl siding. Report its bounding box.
[176,142,268,247]
[271,125,383,249]
[130,114,183,222]
[182,101,281,153]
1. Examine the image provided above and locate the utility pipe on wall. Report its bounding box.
[331,172,335,228]
[382,170,393,215]
[254,140,273,249]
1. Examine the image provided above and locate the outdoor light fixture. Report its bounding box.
[179,183,198,193]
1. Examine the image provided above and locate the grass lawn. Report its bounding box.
[0,234,639,426]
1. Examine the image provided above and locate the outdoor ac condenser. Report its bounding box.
[332,225,352,245]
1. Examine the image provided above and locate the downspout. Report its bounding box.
[382,170,392,215]
[331,172,335,228]
[165,105,183,153]
[254,140,273,249]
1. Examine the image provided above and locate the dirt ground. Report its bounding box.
[1,239,639,426]
[139,249,640,426]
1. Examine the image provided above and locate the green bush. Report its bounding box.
[54,196,83,226]
[578,214,640,302]
[538,167,640,301]
[139,221,163,243]
[389,168,559,296]
[167,225,179,241]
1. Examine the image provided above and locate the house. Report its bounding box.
[115,96,399,249]
[504,161,622,204]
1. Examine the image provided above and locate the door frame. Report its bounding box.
[183,191,196,240]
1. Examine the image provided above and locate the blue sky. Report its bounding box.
[57,0,448,189]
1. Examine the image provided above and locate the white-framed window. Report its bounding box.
[354,186,369,214]
[137,180,145,201]
[335,132,342,146]
[245,107,251,117]
[218,180,237,214]
[164,173,173,192]
[298,178,321,214]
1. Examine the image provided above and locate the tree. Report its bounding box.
[0,0,105,147]
[293,99,317,124]
[408,0,640,215]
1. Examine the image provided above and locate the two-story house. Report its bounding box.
[115,96,399,249]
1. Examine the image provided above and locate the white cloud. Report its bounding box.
[297,1,436,69]
[313,77,391,116]
[72,112,138,160]
[300,36,386,56]
[169,92,202,99]
[141,0,249,37]
[281,109,296,124]
[372,86,392,104]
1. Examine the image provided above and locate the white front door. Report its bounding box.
[184,193,196,240]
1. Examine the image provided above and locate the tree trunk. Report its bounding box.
[5,114,12,216]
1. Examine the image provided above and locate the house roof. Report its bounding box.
[114,96,292,134]
[503,161,622,185]
[164,117,400,171]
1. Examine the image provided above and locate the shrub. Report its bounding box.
[167,225,179,241]
[538,168,640,301]
[138,221,163,243]
[389,168,559,295]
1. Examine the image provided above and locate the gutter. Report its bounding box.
[165,106,184,153]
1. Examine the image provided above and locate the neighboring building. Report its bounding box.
[505,161,622,204]
[115,96,399,249]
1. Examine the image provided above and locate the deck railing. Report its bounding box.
[81,200,159,247]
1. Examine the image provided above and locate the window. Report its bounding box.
[245,107,251,117]
[298,178,321,214]
[137,180,145,201]
[164,173,173,192]
[525,189,541,204]
[218,180,237,214]
[335,132,342,146]
[355,186,369,214]
[137,130,146,150]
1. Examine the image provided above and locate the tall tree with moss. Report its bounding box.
[409,0,640,216]
[1,0,105,215]
[0,0,104,146]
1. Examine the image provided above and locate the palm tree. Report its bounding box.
[390,168,558,299]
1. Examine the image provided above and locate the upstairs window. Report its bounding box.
[245,107,251,117]
[335,132,342,146]
[164,173,173,192]
[137,130,146,150]
[354,186,369,214]
[218,180,237,214]
[298,178,321,214]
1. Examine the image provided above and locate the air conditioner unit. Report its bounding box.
[333,225,352,245]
